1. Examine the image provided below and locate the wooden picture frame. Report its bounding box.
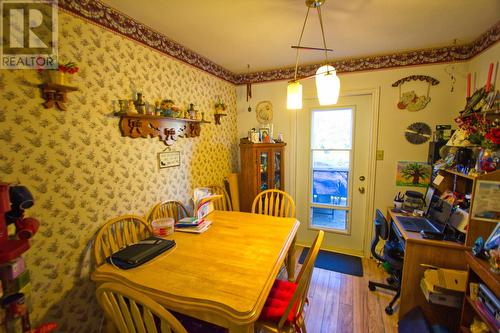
[471,180,500,222]
[259,127,271,143]
[158,151,180,169]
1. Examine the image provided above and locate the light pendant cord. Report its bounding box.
[317,6,330,70]
[293,6,311,81]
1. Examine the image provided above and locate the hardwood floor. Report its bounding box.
[296,255,399,333]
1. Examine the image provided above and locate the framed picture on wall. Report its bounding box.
[158,151,180,169]
[471,180,500,222]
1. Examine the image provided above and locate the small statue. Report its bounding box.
[135,92,146,114]
[154,100,161,115]
[127,100,138,115]
[187,103,197,120]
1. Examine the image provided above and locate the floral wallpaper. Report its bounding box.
[0,11,237,332]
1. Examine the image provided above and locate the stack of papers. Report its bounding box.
[175,217,212,234]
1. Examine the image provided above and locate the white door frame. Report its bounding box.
[291,87,380,257]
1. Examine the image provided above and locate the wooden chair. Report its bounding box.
[256,230,324,333]
[252,189,295,218]
[96,282,188,333]
[93,215,152,267]
[145,201,190,223]
[205,184,233,211]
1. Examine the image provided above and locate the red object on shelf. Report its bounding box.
[486,63,493,92]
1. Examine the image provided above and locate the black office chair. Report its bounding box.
[368,209,404,315]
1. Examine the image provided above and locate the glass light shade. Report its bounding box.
[315,65,340,105]
[287,81,303,110]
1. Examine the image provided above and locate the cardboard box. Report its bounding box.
[423,267,467,292]
[420,278,463,308]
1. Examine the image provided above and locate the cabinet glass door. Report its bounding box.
[259,151,269,191]
[274,151,282,189]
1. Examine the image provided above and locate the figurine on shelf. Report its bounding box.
[187,103,197,120]
[134,93,146,114]
[160,99,177,117]
[154,100,161,116]
[127,100,138,115]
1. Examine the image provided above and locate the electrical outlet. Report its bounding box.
[376,150,384,160]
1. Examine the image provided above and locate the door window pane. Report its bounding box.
[274,152,281,189]
[310,207,348,230]
[260,152,268,191]
[311,109,352,149]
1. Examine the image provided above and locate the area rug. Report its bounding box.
[298,248,363,277]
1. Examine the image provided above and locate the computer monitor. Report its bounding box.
[424,186,436,215]
[427,196,453,232]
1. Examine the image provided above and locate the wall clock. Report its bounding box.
[405,122,431,144]
[256,101,273,124]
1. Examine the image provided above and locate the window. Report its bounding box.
[310,108,353,231]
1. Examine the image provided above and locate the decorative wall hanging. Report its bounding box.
[246,64,252,112]
[392,75,439,111]
[158,148,181,169]
[405,122,432,144]
[256,101,273,124]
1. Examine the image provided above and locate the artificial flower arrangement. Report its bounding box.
[57,61,79,74]
[214,97,227,114]
[454,113,499,148]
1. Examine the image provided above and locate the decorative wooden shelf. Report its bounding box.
[40,83,78,111]
[214,113,227,125]
[118,114,206,146]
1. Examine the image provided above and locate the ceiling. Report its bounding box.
[101,0,500,74]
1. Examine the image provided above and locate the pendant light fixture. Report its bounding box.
[287,0,340,110]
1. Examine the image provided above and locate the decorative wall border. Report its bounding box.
[59,1,499,85]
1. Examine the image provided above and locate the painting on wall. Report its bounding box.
[396,161,431,187]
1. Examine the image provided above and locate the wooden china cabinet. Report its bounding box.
[239,141,286,212]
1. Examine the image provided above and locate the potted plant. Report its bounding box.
[214,98,227,115]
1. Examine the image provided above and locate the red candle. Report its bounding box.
[486,63,493,92]
[467,73,471,98]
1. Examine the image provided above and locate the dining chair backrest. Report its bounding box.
[277,230,324,330]
[96,282,188,333]
[251,189,295,218]
[205,184,232,211]
[94,215,152,267]
[146,201,190,224]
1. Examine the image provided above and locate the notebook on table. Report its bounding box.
[397,187,453,234]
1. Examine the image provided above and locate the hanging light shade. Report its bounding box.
[286,0,340,109]
[287,80,303,109]
[316,65,340,105]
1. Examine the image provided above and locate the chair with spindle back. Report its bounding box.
[93,215,152,267]
[146,200,190,224]
[96,282,188,333]
[205,184,233,211]
[256,230,324,333]
[252,189,295,218]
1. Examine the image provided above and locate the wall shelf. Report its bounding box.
[40,83,79,111]
[214,113,227,125]
[118,114,206,146]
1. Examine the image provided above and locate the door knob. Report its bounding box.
[359,176,365,181]
[358,186,365,194]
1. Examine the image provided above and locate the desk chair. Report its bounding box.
[368,209,404,315]
[256,230,324,333]
[204,184,233,211]
[94,215,152,267]
[252,189,295,218]
[146,201,190,223]
[96,282,188,333]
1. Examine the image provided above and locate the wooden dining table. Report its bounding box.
[91,210,300,333]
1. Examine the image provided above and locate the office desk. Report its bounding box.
[387,209,467,331]
[92,210,299,333]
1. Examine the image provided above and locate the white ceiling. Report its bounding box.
[102,0,500,73]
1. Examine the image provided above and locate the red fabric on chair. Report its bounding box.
[260,279,298,323]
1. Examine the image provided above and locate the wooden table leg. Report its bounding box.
[287,236,297,282]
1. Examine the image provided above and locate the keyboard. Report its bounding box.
[397,216,440,233]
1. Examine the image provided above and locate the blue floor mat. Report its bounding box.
[299,248,363,277]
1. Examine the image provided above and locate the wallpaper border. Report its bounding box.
[58,1,499,85]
